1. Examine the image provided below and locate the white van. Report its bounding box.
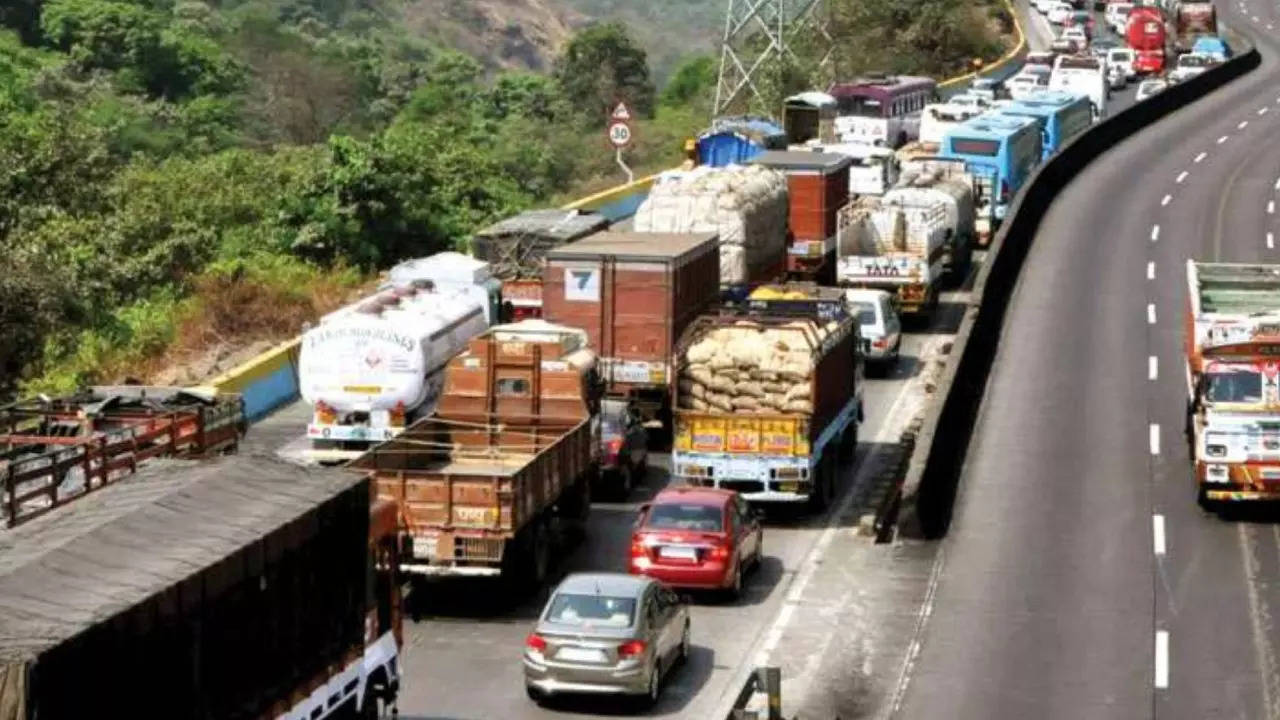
[918,103,982,145]
[1050,55,1107,121]
[845,288,901,372]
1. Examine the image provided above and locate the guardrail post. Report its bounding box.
[759,666,782,720]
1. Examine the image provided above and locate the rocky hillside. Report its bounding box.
[404,0,586,72]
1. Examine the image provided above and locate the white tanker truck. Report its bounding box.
[299,253,496,462]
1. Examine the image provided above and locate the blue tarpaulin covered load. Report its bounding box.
[695,116,787,167]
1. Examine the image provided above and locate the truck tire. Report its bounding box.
[527,522,550,589]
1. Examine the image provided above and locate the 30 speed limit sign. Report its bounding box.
[607,121,632,148]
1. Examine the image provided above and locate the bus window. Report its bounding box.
[949,138,1001,156]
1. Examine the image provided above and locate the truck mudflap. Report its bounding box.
[1198,460,1280,501]
[672,398,858,502]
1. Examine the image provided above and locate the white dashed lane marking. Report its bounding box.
[1176,171,1188,183]
[1152,225,1161,241]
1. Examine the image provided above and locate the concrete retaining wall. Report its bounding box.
[896,43,1262,539]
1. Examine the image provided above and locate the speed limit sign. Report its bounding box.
[607,121,632,148]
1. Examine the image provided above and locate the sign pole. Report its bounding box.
[616,148,634,184]
[607,100,635,183]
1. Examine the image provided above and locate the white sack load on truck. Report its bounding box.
[300,255,491,463]
[633,164,789,288]
[885,157,977,279]
[835,195,946,317]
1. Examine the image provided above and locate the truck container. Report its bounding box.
[0,456,401,720]
[1175,1,1216,53]
[1,386,244,528]
[542,231,720,426]
[470,211,610,320]
[1127,6,1170,74]
[694,116,788,168]
[350,320,599,585]
[670,300,862,509]
[789,142,902,197]
[1184,261,1280,507]
[749,150,853,284]
[633,164,788,291]
[836,158,975,316]
[300,254,493,462]
[782,92,838,145]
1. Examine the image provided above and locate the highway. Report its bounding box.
[896,8,1280,720]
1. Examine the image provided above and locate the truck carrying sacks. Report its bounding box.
[633,164,789,287]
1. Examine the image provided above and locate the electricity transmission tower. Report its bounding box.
[712,0,834,117]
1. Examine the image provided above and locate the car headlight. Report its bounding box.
[1206,444,1227,458]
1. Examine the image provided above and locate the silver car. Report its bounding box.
[524,573,691,707]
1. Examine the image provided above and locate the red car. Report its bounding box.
[628,487,763,598]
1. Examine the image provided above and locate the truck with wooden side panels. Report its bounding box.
[0,455,402,720]
[1,386,243,528]
[670,299,862,510]
[749,150,854,285]
[1184,261,1280,507]
[541,231,720,430]
[350,320,600,586]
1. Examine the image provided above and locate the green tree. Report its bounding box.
[487,72,565,122]
[659,54,715,109]
[553,22,656,127]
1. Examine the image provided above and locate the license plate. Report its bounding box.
[660,546,698,560]
[778,481,798,493]
[558,647,606,663]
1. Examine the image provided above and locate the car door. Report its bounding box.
[881,296,902,351]
[736,496,760,557]
[648,586,677,663]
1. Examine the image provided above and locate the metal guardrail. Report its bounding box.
[725,666,783,720]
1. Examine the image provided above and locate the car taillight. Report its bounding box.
[872,338,888,348]
[618,640,647,658]
[390,400,406,428]
[709,542,731,561]
[526,634,547,652]
[314,400,336,425]
[630,535,647,558]
[607,438,623,455]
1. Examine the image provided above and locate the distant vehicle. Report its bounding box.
[917,102,984,147]
[1191,35,1231,61]
[1105,2,1133,33]
[969,77,1004,102]
[1175,1,1217,53]
[601,397,649,499]
[1062,27,1090,49]
[1135,78,1169,101]
[1170,52,1213,82]
[1048,2,1073,23]
[995,92,1094,161]
[1064,10,1095,37]
[1050,54,1108,120]
[1107,48,1137,79]
[1008,72,1049,101]
[524,573,691,707]
[1106,63,1127,89]
[1025,52,1057,70]
[1052,36,1081,54]
[948,93,993,112]
[1089,37,1120,55]
[628,487,763,597]
[829,74,939,148]
[845,288,902,371]
[1127,6,1169,74]
[940,114,1041,237]
[1035,0,1055,12]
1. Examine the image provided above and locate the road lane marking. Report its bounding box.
[1270,201,1276,214]
[1275,177,1280,190]
[1151,224,1160,241]
[1161,194,1172,206]
[1149,355,1158,379]
[1150,423,1160,454]
[1176,171,1188,183]
[1240,120,1250,129]
[1147,261,1155,280]
[1218,135,1230,144]
[1148,303,1157,324]
[1153,514,1166,555]
[1195,151,1208,163]
[1261,107,1270,116]
[1155,631,1170,688]
[1269,232,1275,249]
[1240,525,1280,715]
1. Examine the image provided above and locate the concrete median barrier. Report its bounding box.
[893,42,1262,539]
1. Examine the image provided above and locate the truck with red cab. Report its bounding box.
[1126,6,1169,74]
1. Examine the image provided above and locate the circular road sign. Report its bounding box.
[608,121,632,148]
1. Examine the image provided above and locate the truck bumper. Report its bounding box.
[682,477,813,503]
[1197,461,1280,501]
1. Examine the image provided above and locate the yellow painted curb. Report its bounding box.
[561,173,661,211]
[937,0,1029,89]
[202,337,301,393]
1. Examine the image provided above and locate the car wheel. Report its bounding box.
[679,622,691,664]
[526,684,545,705]
[754,533,764,569]
[726,561,743,601]
[642,661,662,708]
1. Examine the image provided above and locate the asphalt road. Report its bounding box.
[897,9,1280,720]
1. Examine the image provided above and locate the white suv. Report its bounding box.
[1107,48,1136,80]
[845,289,902,373]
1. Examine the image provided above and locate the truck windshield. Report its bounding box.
[546,593,636,628]
[1206,370,1263,403]
[645,503,723,531]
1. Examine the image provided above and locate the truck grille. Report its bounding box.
[453,536,504,562]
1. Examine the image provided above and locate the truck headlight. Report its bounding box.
[1206,444,1227,458]
[1205,464,1229,483]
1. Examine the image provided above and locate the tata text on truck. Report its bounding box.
[0,455,402,719]
[351,320,599,587]
[300,253,493,462]
[671,294,862,510]
[1184,261,1280,507]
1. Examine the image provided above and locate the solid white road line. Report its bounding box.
[1195,152,1208,163]
[1150,423,1161,455]
[1162,194,1172,206]
[1155,631,1170,689]
[1176,171,1188,183]
[1153,514,1166,555]
[1149,355,1158,380]
[1151,225,1161,241]
[1218,135,1230,144]
[1148,303,1157,324]
[1147,261,1156,280]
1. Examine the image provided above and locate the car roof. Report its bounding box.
[844,287,891,302]
[652,486,736,506]
[556,572,653,597]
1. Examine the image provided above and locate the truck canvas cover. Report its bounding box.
[472,210,610,279]
[0,456,367,720]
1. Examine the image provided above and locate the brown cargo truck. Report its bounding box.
[0,456,401,720]
[541,230,720,429]
[351,320,600,586]
[749,150,853,285]
[1,386,244,528]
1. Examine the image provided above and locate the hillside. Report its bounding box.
[403,0,584,72]
[554,0,724,81]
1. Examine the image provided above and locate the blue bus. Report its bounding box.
[993,92,1093,162]
[940,113,1041,243]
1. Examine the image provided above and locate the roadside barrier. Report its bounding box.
[722,666,784,720]
[893,42,1263,539]
[191,338,301,422]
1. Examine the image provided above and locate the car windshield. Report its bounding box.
[645,502,723,531]
[545,593,637,628]
[1181,55,1209,68]
[1206,370,1264,403]
[850,301,878,325]
[602,416,623,435]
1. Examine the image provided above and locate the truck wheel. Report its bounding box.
[520,522,550,590]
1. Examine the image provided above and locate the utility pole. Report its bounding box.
[712,0,834,117]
